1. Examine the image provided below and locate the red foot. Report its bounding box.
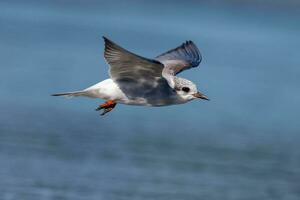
[95,99,117,116]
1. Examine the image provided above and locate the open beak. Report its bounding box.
[193,92,209,100]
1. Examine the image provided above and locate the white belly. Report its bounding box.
[83,79,186,106]
[83,79,128,101]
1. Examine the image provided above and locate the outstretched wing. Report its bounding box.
[155,40,202,74]
[104,37,164,80]
[103,37,174,101]
[155,41,202,88]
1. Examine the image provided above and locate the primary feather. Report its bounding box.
[155,41,202,75]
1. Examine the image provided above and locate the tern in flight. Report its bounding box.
[52,37,209,115]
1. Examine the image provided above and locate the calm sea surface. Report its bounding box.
[0,1,300,199]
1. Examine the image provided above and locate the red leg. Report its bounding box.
[95,99,117,116]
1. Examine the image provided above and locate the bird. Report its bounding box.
[52,37,209,116]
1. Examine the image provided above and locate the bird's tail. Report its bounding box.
[51,91,86,97]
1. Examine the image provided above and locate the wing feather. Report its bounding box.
[155,40,202,75]
[103,37,164,80]
[103,37,174,100]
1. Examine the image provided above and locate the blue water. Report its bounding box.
[1,0,300,199]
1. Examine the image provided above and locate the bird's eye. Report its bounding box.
[182,87,190,93]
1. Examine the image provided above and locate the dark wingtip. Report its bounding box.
[103,36,116,43]
[185,40,194,46]
[102,36,108,41]
[103,36,114,45]
[102,36,117,49]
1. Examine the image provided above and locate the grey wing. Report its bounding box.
[155,41,202,88]
[103,37,174,101]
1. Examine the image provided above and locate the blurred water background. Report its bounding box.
[1,0,300,199]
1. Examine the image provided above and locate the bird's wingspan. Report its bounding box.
[154,40,202,88]
[103,37,175,101]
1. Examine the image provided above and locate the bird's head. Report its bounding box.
[174,77,209,101]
